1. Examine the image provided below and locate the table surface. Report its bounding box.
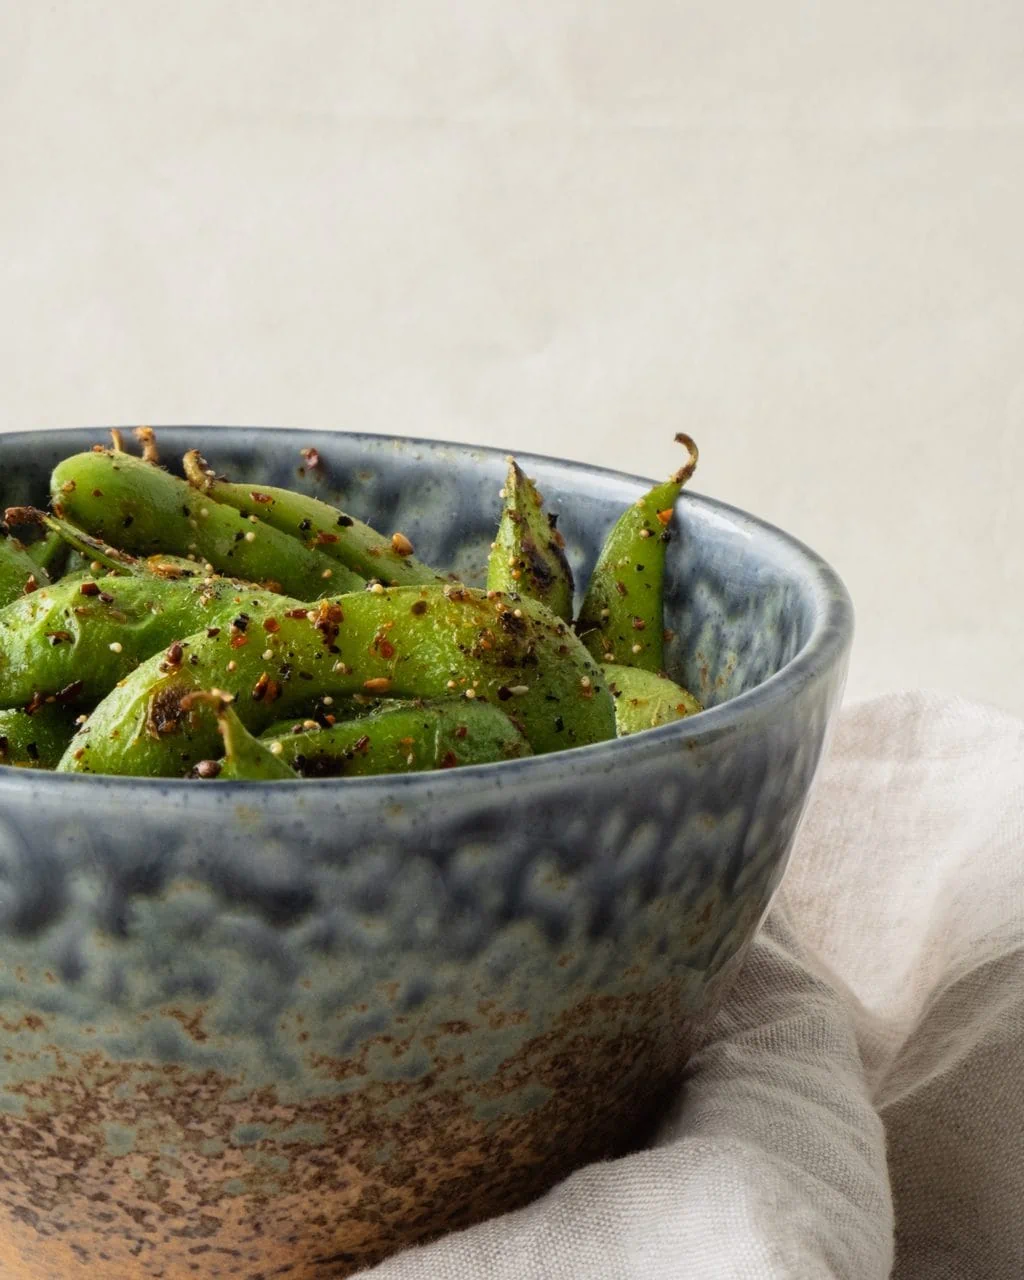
[1,1,1020,714]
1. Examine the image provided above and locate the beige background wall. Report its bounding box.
[1,2,1020,712]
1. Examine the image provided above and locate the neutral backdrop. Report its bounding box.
[1,1,1020,713]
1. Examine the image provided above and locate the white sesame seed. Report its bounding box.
[249,515,259,524]
[90,561,103,574]
[632,643,642,654]
[321,568,333,579]
[199,507,209,518]
[370,582,386,594]
[303,719,319,731]
[268,740,284,755]
[406,752,414,765]
[227,660,237,672]
[332,660,349,674]
[244,531,256,543]
[509,684,529,695]
[188,519,198,529]
[447,679,457,689]
[464,687,476,699]
[603,652,614,662]
[600,608,610,619]
[499,488,507,499]
[513,608,523,618]
[639,528,651,539]
[306,610,317,621]
[108,641,122,653]
[322,696,334,706]
[262,648,274,660]
[580,676,592,689]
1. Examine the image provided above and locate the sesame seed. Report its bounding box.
[464,688,476,699]
[369,582,386,594]
[262,648,274,661]
[321,568,332,579]
[639,528,652,539]
[322,696,334,706]
[447,679,457,689]
[509,684,529,695]
[632,643,642,654]
[108,641,123,653]
[199,507,209,518]
[600,608,610,618]
[332,661,350,674]
[499,488,507,499]
[90,560,103,574]
[249,515,259,524]
[303,719,319,731]
[580,676,592,688]
[227,660,237,672]
[513,608,523,618]
[244,531,256,542]
[268,740,284,755]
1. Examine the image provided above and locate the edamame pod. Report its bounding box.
[0,528,47,607]
[262,698,532,777]
[25,529,70,581]
[50,450,362,598]
[184,693,297,781]
[58,585,616,775]
[487,457,574,623]
[0,574,304,707]
[0,704,79,768]
[575,435,698,672]
[183,450,441,586]
[603,663,701,736]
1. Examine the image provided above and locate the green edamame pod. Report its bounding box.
[184,693,297,781]
[25,529,70,581]
[262,698,532,777]
[50,450,362,598]
[0,574,304,707]
[603,663,701,736]
[487,457,574,623]
[183,450,441,586]
[0,704,79,768]
[58,585,615,776]
[0,528,47,608]
[575,434,698,673]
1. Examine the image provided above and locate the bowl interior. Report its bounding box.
[2,425,823,715]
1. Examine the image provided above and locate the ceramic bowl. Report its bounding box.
[0,427,852,1278]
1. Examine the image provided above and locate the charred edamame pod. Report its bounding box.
[487,457,574,622]
[575,434,698,672]
[50,449,363,598]
[58,585,615,776]
[262,698,532,777]
[603,663,701,736]
[0,573,305,707]
[183,450,441,586]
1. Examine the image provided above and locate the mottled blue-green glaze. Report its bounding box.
[0,427,852,1280]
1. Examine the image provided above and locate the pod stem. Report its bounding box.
[671,433,699,486]
[4,507,141,576]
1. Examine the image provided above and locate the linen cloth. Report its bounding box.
[362,691,1024,1278]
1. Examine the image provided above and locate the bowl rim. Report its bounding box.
[0,425,854,799]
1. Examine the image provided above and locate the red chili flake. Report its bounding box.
[615,581,628,596]
[353,734,371,754]
[23,575,39,595]
[229,633,249,650]
[46,631,73,646]
[311,600,345,646]
[439,750,458,769]
[362,677,392,693]
[99,591,115,604]
[250,492,274,504]
[300,447,322,469]
[193,760,222,779]
[656,507,673,526]
[251,673,281,703]
[165,642,184,667]
[206,627,221,638]
[369,633,396,661]
[25,692,46,716]
[454,724,468,740]
[314,530,339,546]
[284,607,309,619]
[79,581,101,597]
[263,617,280,634]
[632,617,646,631]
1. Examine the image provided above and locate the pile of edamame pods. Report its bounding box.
[0,430,702,780]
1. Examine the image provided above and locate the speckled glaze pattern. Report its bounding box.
[0,428,852,1278]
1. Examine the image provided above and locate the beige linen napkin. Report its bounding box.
[362,692,1024,1279]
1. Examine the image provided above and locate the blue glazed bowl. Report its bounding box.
[0,427,852,1279]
